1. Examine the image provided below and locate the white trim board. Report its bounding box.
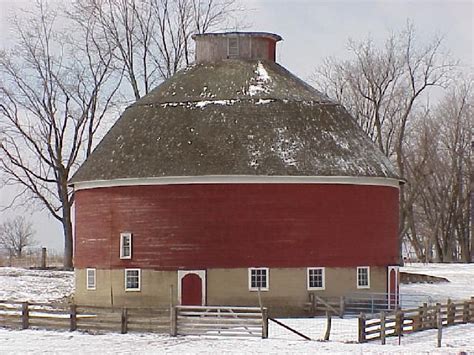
[73,175,402,191]
[387,266,399,310]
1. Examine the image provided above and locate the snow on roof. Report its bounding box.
[70,60,400,184]
[248,62,272,96]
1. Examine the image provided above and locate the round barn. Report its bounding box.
[71,32,402,316]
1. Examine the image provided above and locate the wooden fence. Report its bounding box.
[0,301,267,338]
[0,301,169,334]
[358,297,474,343]
[0,248,63,268]
[173,305,267,338]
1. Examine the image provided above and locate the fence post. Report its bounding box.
[339,296,345,317]
[421,303,427,330]
[413,305,422,332]
[21,302,29,330]
[451,300,456,325]
[121,307,128,334]
[170,306,177,336]
[262,307,268,339]
[470,297,474,323]
[358,313,366,343]
[324,310,331,341]
[41,247,47,268]
[395,310,404,336]
[395,310,404,345]
[447,299,454,326]
[462,301,469,323]
[437,304,442,348]
[380,311,386,345]
[70,304,77,331]
[434,302,441,329]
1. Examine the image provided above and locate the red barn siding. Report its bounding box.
[74,184,399,269]
[267,38,276,61]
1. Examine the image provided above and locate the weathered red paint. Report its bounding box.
[74,183,399,269]
[267,38,276,61]
[181,274,202,305]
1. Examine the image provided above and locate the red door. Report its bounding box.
[181,273,202,305]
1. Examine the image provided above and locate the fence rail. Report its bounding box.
[173,305,267,338]
[306,292,434,317]
[0,301,169,334]
[0,301,268,338]
[358,297,474,344]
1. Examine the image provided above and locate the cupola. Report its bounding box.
[192,32,282,63]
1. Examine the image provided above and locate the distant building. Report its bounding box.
[70,32,402,315]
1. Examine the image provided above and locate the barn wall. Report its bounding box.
[74,183,399,270]
[75,266,387,315]
[207,266,387,314]
[194,36,275,62]
[74,269,177,308]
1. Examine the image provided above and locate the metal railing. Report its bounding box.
[344,292,435,316]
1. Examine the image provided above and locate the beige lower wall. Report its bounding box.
[75,266,388,314]
[75,269,178,308]
[207,267,387,315]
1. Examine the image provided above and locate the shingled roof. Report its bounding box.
[70,59,400,184]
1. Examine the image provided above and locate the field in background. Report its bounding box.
[0,247,63,269]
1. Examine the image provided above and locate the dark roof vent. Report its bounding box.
[192,32,282,63]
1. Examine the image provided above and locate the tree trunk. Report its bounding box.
[62,203,74,270]
[59,172,74,270]
[433,233,443,262]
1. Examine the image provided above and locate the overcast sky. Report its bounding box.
[0,0,472,252]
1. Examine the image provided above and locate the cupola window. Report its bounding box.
[227,37,239,58]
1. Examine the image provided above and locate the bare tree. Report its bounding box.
[312,23,456,261]
[0,1,119,268]
[69,0,244,100]
[407,81,472,262]
[0,0,246,269]
[0,216,36,258]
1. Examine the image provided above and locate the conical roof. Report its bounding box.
[70,59,400,184]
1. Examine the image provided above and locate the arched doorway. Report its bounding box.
[178,270,206,305]
[387,266,399,309]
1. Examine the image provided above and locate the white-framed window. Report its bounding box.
[120,232,132,259]
[86,268,96,290]
[125,268,141,291]
[248,267,269,291]
[307,267,325,290]
[357,266,370,289]
[227,37,239,58]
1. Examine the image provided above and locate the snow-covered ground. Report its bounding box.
[0,264,473,354]
[402,263,474,302]
[0,267,73,303]
[0,324,473,354]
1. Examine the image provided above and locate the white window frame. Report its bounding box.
[307,267,325,290]
[86,268,96,290]
[120,232,132,259]
[248,267,269,291]
[125,268,141,291]
[357,266,370,289]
